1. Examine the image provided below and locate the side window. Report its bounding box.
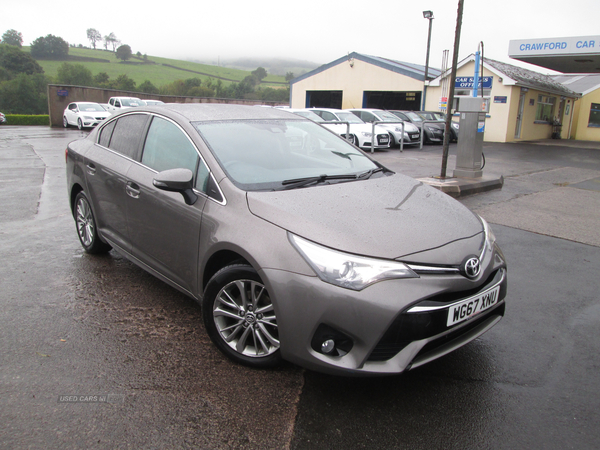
[142,116,199,174]
[98,120,117,148]
[109,98,114,106]
[69,104,77,111]
[115,100,121,108]
[195,159,210,193]
[108,114,148,159]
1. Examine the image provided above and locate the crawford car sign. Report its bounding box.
[509,36,600,56]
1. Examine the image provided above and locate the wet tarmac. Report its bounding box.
[1,126,600,449]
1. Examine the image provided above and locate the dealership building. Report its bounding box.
[290,36,600,142]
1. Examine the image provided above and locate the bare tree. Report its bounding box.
[103,32,120,52]
[86,28,102,50]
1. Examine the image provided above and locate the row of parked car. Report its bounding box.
[62,97,164,130]
[62,98,459,150]
[287,107,459,150]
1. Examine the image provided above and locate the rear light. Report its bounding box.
[65,148,68,163]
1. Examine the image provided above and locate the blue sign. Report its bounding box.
[57,89,69,97]
[455,76,493,89]
[494,96,507,103]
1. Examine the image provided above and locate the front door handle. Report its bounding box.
[126,182,140,199]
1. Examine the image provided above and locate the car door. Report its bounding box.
[125,115,208,294]
[83,113,150,252]
[66,103,78,125]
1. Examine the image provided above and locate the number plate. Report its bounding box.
[447,285,500,327]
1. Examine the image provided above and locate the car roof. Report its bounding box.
[149,103,302,122]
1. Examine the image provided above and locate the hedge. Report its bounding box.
[3,115,50,125]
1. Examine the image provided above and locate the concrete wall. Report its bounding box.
[290,59,424,109]
[47,84,285,127]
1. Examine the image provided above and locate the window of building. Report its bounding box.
[535,95,556,123]
[588,103,600,128]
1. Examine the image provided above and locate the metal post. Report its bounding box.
[422,11,434,111]
[440,0,464,179]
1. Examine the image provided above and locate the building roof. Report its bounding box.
[291,52,441,85]
[429,54,580,98]
[551,74,600,96]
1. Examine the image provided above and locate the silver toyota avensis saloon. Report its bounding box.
[66,104,506,376]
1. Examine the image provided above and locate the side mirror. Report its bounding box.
[153,168,198,205]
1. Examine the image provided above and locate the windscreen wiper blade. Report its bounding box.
[356,167,385,179]
[281,173,359,190]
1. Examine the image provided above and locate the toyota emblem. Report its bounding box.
[464,257,481,279]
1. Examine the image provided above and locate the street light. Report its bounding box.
[422,10,434,111]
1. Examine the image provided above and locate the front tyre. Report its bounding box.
[63,116,69,128]
[77,118,83,130]
[203,264,281,368]
[74,191,111,254]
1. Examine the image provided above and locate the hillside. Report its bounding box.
[22,46,289,88]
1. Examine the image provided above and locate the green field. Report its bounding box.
[22,46,287,88]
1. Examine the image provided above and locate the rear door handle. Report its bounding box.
[126,182,140,199]
[86,163,96,175]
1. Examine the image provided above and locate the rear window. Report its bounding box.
[105,114,148,159]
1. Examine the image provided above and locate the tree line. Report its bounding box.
[0,29,290,114]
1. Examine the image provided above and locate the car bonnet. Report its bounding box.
[246,173,484,264]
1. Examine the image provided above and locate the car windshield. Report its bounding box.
[377,111,404,122]
[420,111,445,121]
[122,98,143,107]
[403,112,423,122]
[78,103,106,112]
[195,119,381,191]
[336,112,364,124]
[293,111,325,122]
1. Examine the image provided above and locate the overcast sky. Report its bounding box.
[4,0,598,73]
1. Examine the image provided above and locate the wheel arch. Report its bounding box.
[69,183,84,216]
[201,249,252,293]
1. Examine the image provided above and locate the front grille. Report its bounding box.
[367,269,506,362]
[377,134,390,145]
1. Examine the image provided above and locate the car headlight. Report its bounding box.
[479,215,496,257]
[289,234,419,291]
[452,123,459,130]
[361,131,372,137]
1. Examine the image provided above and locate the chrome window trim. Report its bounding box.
[95,111,227,207]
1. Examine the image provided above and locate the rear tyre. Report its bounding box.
[203,264,282,368]
[74,191,111,254]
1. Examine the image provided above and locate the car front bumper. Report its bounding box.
[262,244,506,376]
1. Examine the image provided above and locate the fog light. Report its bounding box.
[321,339,336,354]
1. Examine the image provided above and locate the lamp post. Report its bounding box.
[422,10,434,111]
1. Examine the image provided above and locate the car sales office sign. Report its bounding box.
[455,76,493,89]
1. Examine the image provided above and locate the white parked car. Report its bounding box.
[63,102,111,129]
[347,109,421,146]
[306,108,391,150]
[106,97,145,112]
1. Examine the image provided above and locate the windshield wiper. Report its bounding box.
[357,167,385,179]
[281,173,360,190]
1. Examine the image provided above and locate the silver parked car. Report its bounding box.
[66,104,506,376]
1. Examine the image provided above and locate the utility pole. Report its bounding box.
[440,0,464,179]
